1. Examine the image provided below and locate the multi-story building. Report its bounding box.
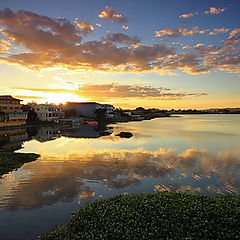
[0,95,27,127]
[63,102,102,118]
[63,102,116,118]
[28,104,64,121]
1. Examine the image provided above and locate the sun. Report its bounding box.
[41,93,87,104]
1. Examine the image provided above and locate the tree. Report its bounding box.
[27,109,38,123]
[96,108,107,122]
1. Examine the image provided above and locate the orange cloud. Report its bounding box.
[74,20,94,34]
[159,52,212,74]
[155,27,207,38]
[77,84,208,100]
[0,39,10,53]
[222,28,240,46]
[180,6,226,19]
[204,7,225,15]
[0,8,238,75]
[179,13,194,18]
[16,84,207,101]
[155,27,230,38]
[98,6,127,23]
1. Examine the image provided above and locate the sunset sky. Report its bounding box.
[0,0,239,109]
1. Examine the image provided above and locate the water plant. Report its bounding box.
[40,192,240,240]
[0,152,40,176]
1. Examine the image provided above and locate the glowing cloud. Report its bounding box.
[204,7,225,15]
[16,84,208,102]
[98,6,127,23]
[179,13,194,18]
[0,8,238,75]
[180,6,226,19]
[74,20,94,34]
[155,27,207,38]
[0,39,10,53]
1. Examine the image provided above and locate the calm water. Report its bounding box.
[0,114,240,240]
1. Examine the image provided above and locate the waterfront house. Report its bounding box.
[0,95,27,127]
[28,104,64,121]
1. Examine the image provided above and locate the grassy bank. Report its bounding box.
[40,192,240,240]
[0,152,40,176]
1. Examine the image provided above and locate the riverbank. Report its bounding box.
[0,113,171,130]
[40,192,240,240]
[0,152,40,176]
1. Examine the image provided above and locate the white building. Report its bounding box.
[28,104,64,121]
[100,104,115,118]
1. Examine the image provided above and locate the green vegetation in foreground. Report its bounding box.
[40,192,240,240]
[0,152,40,176]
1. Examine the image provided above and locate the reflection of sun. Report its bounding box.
[40,92,87,104]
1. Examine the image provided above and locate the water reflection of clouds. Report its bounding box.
[1,147,239,210]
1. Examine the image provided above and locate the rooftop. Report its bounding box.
[28,104,61,108]
[0,95,22,101]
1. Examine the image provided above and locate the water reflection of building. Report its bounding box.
[0,128,28,151]
[34,127,62,142]
[62,124,113,138]
[0,95,27,127]
[63,102,101,118]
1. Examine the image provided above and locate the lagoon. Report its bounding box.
[0,114,240,240]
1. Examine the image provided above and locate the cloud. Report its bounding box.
[0,38,10,53]
[0,8,238,75]
[196,43,240,73]
[98,6,127,23]
[74,20,94,34]
[158,52,212,74]
[0,8,82,53]
[194,43,205,48]
[15,95,46,99]
[102,33,140,45]
[155,27,207,38]
[222,28,240,46]
[204,7,225,15]
[179,6,226,19]
[204,52,240,74]
[0,8,176,73]
[179,13,194,19]
[122,25,129,30]
[77,84,207,100]
[17,84,207,101]
[155,27,230,38]
[209,28,230,35]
